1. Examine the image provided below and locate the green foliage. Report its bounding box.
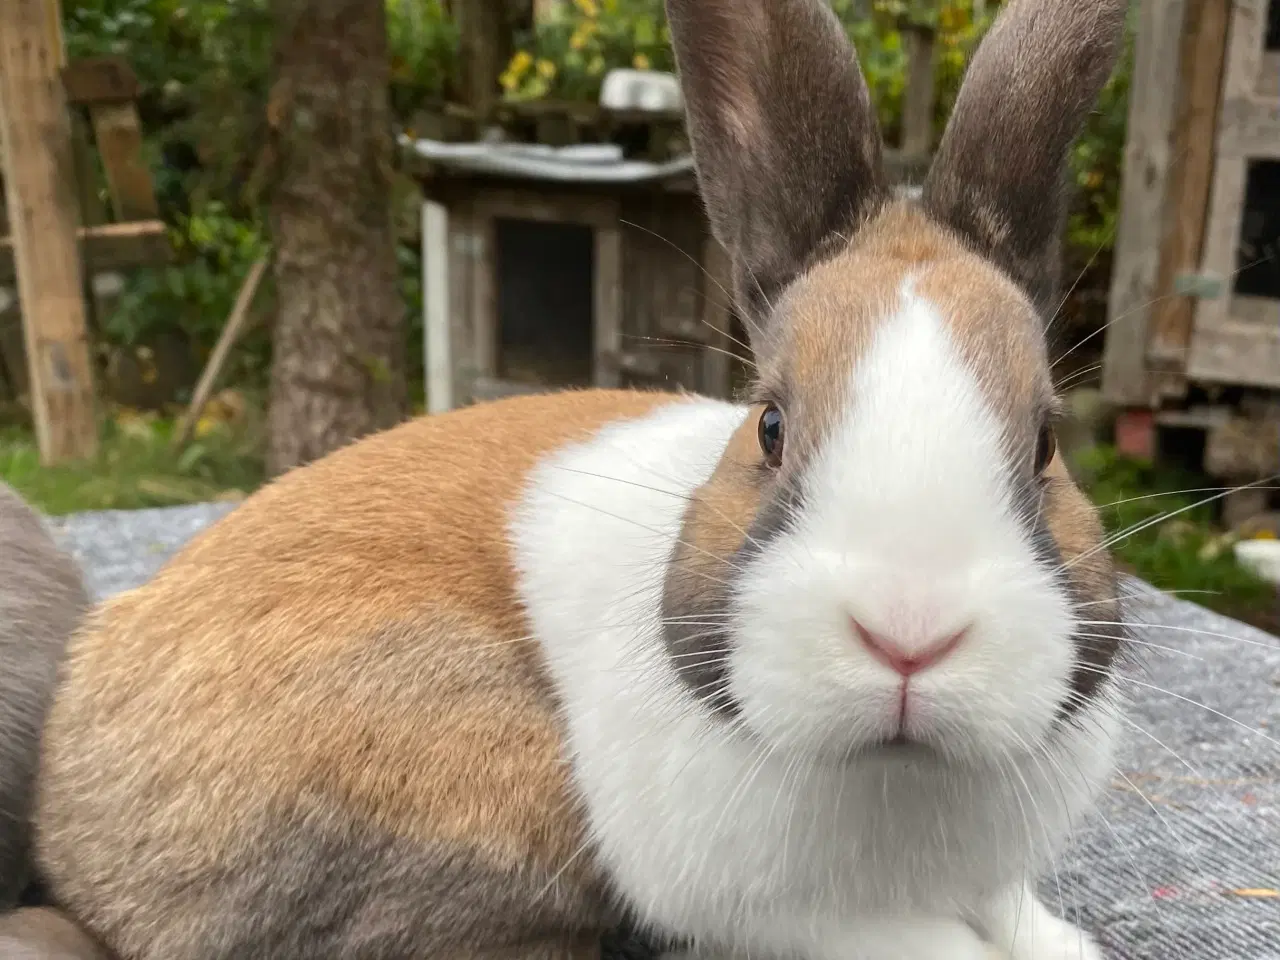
[1073,445,1276,620]
[0,409,264,515]
[388,0,460,115]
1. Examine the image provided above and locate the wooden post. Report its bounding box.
[1146,0,1230,372]
[0,0,99,463]
[455,0,509,126]
[422,199,453,414]
[900,16,937,157]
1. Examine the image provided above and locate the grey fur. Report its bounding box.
[0,483,89,907]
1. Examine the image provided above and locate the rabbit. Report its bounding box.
[31,0,1131,958]
[0,482,90,911]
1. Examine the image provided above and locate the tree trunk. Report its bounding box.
[266,0,407,477]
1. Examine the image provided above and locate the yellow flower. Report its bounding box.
[536,58,557,79]
[574,0,598,17]
[632,52,650,70]
[509,50,533,75]
[570,23,593,50]
[500,68,520,91]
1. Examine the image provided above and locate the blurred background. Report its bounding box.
[2,0,1279,632]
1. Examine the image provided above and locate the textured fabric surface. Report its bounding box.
[47,505,1280,959]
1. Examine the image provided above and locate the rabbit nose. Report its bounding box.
[850,618,968,677]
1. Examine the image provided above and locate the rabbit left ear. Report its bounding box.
[665,0,890,340]
[922,0,1127,316]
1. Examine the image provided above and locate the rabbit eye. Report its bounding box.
[758,404,785,467]
[1034,422,1056,475]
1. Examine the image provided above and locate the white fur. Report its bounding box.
[510,288,1119,960]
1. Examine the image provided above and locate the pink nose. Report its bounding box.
[852,619,967,677]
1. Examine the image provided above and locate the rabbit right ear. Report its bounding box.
[665,0,889,341]
[922,0,1128,317]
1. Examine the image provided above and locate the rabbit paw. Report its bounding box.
[982,885,1105,960]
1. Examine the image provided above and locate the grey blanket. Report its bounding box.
[47,504,1280,960]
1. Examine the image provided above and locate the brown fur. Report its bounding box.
[0,483,90,908]
[35,390,685,960]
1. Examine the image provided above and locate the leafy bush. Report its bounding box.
[1073,445,1276,621]
[101,202,273,389]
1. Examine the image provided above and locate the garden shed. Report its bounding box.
[403,122,745,413]
[1103,0,1280,515]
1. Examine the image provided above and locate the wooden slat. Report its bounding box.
[1145,0,1231,368]
[470,374,548,401]
[1190,0,1273,381]
[1215,95,1280,158]
[422,199,453,414]
[1186,312,1280,389]
[1100,0,1188,406]
[88,101,159,220]
[446,200,478,405]
[0,0,98,462]
[471,187,619,229]
[593,224,623,388]
[471,212,497,380]
[455,0,506,122]
[60,56,141,106]
[698,233,735,399]
[900,24,937,156]
[0,220,171,282]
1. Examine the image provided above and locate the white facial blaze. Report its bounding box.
[730,282,1077,758]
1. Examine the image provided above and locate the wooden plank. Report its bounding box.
[1215,95,1280,158]
[1186,312,1280,389]
[471,212,497,381]
[469,374,548,401]
[1100,0,1188,406]
[0,220,171,282]
[698,233,735,399]
[593,224,623,388]
[900,24,937,156]
[1219,0,1267,101]
[0,0,98,462]
[446,201,478,405]
[172,253,271,449]
[471,187,619,229]
[1194,151,1248,342]
[455,0,506,123]
[422,199,453,414]
[1146,0,1231,368]
[60,56,141,106]
[88,101,159,221]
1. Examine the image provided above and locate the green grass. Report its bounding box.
[1071,444,1276,623]
[0,407,265,516]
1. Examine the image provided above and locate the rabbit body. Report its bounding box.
[0,482,89,909]
[33,0,1133,958]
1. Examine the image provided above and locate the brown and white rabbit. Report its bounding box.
[0,482,89,908]
[33,0,1130,958]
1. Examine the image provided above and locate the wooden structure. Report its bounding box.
[0,0,168,463]
[411,1,939,413]
[1102,0,1280,492]
[411,153,738,411]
